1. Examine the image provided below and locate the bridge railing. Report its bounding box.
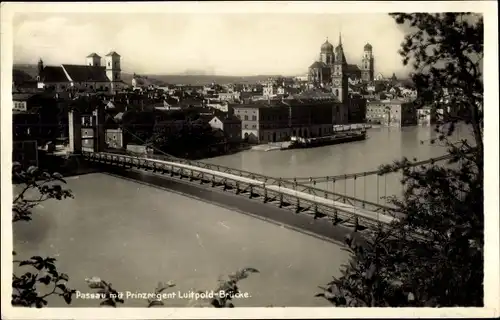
[145,153,397,215]
[90,151,398,215]
[83,151,399,230]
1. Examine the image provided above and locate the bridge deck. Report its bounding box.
[266,186,395,225]
[85,152,399,229]
[155,157,396,225]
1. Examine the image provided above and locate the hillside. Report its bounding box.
[12,64,282,86]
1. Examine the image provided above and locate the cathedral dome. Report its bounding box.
[321,40,334,52]
[364,43,373,51]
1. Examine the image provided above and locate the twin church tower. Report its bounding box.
[308,33,374,103]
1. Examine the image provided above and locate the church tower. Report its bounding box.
[332,33,348,103]
[320,38,334,65]
[105,51,121,92]
[361,43,374,82]
[37,58,44,81]
[86,53,102,67]
[105,51,121,82]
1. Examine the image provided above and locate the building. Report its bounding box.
[233,103,290,143]
[346,94,367,123]
[12,93,41,112]
[12,92,62,144]
[374,73,385,81]
[105,128,124,149]
[308,34,374,94]
[13,111,41,142]
[232,91,347,144]
[76,108,106,153]
[151,100,182,111]
[283,98,338,138]
[36,52,126,93]
[262,79,285,98]
[217,91,240,102]
[366,99,417,127]
[208,115,242,143]
[205,99,230,112]
[81,114,96,152]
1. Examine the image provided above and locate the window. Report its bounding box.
[252,115,256,121]
[108,62,111,67]
[252,125,256,129]
[244,124,248,129]
[244,115,248,120]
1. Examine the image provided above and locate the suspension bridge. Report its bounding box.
[73,107,466,236]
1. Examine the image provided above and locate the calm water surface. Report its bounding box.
[13,173,349,307]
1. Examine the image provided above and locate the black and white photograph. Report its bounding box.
[1,1,498,319]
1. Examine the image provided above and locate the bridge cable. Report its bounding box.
[376,175,380,205]
[344,177,347,203]
[279,146,473,182]
[353,175,357,224]
[384,175,387,206]
[363,173,366,204]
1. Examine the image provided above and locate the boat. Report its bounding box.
[283,130,367,150]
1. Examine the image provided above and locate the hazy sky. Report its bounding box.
[13,12,411,77]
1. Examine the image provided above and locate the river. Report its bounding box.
[204,125,475,206]
[13,173,350,308]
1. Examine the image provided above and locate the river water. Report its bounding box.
[13,173,350,308]
[204,125,475,206]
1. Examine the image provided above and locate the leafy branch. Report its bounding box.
[12,164,76,307]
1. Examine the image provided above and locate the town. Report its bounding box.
[12,36,437,166]
[7,9,487,312]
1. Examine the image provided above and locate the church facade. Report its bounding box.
[36,51,126,93]
[308,35,374,102]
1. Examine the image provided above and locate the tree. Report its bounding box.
[12,163,76,307]
[317,13,483,307]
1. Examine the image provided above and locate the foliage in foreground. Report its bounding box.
[12,163,76,307]
[317,12,484,307]
[12,163,258,308]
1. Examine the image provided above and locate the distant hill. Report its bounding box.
[12,64,281,86]
[122,74,281,86]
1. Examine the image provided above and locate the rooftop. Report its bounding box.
[105,51,121,57]
[62,64,109,82]
[12,93,39,101]
[367,99,413,105]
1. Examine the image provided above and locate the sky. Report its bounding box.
[13,12,412,77]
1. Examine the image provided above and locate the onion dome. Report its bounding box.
[321,39,334,53]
